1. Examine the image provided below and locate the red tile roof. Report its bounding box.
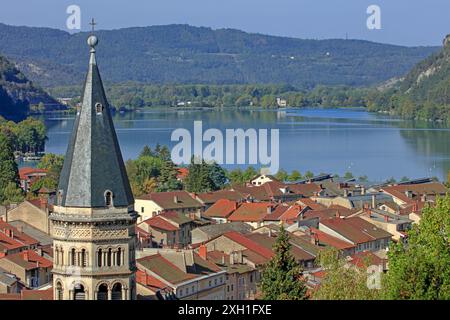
[246,233,316,262]
[320,217,392,244]
[137,191,203,210]
[143,216,178,232]
[203,199,238,219]
[0,232,26,252]
[223,231,274,259]
[196,190,244,204]
[21,288,53,300]
[177,168,189,180]
[0,220,40,248]
[349,251,384,269]
[227,202,273,222]
[382,182,448,205]
[19,167,48,180]
[1,250,53,270]
[297,198,326,211]
[0,293,21,300]
[263,204,289,221]
[309,227,355,250]
[136,269,167,291]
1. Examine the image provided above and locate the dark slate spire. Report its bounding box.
[57,34,134,208]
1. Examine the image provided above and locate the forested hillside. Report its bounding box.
[0,23,439,88]
[0,54,60,120]
[367,35,450,123]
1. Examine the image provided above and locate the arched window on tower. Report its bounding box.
[107,248,112,267]
[105,191,113,207]
[71,248,76,266]
[96,103,104,114]
[116,248,122,266]
[81,249,87,267]
[97,249,103,267]
[56,282,63,300]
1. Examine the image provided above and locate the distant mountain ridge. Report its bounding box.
[0,54,60,120]
[0,23,439,88]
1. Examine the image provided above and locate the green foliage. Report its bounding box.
[0,54,59,120]
[304,170,314,179]
[259,226,308,300]
[382,195,450,300]
[312,248,380,300]
[0,132,22,204]
[185,157,226,193]
[126,146,181,196]
[157,160,182,192]
[275,169,288,182]
[358,175,368,182]
[228,168,245,185]
[208,162,228,190]
[0,117,47,154]
[0,23,437,89]
[2,182,24,205]
[288,170,303,182]
[366,43,450,123]
[344,171,354,180]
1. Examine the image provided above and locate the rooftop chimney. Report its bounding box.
[173,195,179,204]
[39,197,48,210]
[199,245,207,260]
[384,215,389,223]
[267,206,273,214]
[372,194,376,209]
[23,251,29,262]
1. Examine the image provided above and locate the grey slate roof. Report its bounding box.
[57,38,134,208]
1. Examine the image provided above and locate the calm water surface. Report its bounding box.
[41,108,450,182]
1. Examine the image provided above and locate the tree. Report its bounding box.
[2,182,24,204]
[288,170,303,182]
[242,166,258,183]
[139,145,153,158]
[446,170,450,188]
[37,153,64,189]
[158,160,182,192]
[275,169,288,182]
[344,171,354,180]
[358,175,368,182]
[304,171,314,179]
[228,168,244,185]
[185,157,214,193]
[312,248,380,300]
[382,195,450,300]
[208,162,228,190]
[0,132,21,204]
[259,225,308,300]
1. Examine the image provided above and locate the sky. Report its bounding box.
[0,0,449,46]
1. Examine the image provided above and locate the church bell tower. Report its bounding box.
[50,27,138,300]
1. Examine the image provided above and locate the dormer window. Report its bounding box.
[96,103,104,114]
[105,191,113,207]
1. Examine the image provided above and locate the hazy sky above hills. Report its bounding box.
[1,0,449,46]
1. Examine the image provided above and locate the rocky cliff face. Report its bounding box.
[0,54,61,120]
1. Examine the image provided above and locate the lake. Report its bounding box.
[40,108,450,182]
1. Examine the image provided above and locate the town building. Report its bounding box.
[138,211,195,248]
[136,249,226,300]
[318,217,392,253]
[135,190,204,222]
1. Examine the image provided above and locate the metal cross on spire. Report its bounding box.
[89,18,97,33]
